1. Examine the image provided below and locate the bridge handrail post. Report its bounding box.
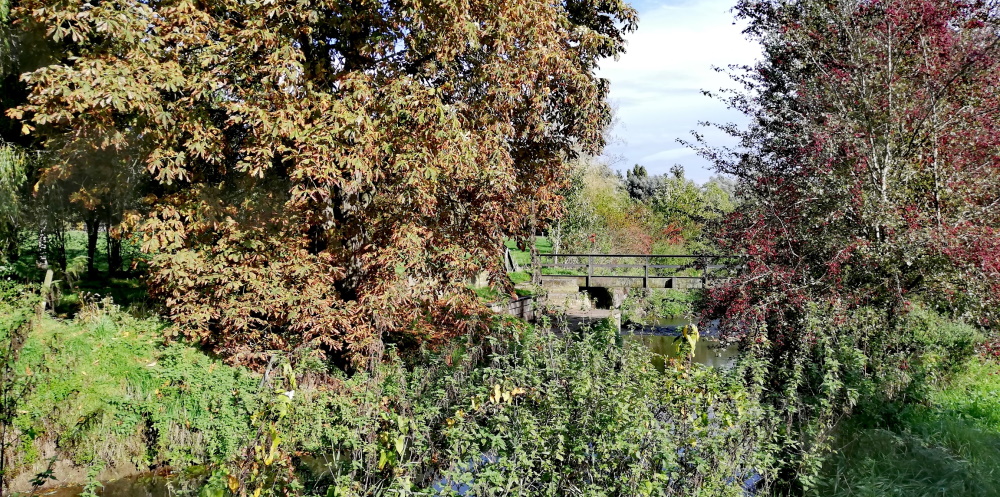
[643,256,649,289]
[587,254,592,287]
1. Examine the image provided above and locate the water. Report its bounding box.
[622,317,739,371]
[30,471,205,497]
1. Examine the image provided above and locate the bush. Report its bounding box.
[281,320,771,496]
[740,302,982,492]
[622,289,699,324]
[815,358,1000,496]
[1,281,40,494]
[7,298,773,495]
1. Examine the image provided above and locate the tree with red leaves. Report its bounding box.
[693,0,1000,489]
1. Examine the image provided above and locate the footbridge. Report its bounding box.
[535,253,739,290]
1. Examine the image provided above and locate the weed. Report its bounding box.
[0,282,40,497]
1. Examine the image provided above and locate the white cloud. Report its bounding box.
[597,0,760,183]
[639,147,697,163]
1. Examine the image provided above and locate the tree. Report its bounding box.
[693,0,1000,488]
[649,165,705,244]
[703,0,1000,328]
[624,163,662,201]
[1,0,65,272]
[0,141,26,263]
[10,0,637,366]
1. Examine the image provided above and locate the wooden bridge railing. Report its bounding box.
[534,253,740,289]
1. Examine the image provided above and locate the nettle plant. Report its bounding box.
[276,321,770,496]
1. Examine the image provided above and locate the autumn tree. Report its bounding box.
[10,0,637,366]
[694,0,1000,488]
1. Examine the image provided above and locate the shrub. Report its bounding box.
[281,320,771,496]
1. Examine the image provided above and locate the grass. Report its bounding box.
[4,230,150,317]
[503,237,552,268]
[9,296,261,476]
[6,230,142,278]
[472,285,503,302]
[814,357,1000,497]
[471,283,536,303]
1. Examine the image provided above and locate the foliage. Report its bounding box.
[5,291,774,496]
[9,292,262,477]
[698,0,1000,328]
[648,166,715,247]
[0,141,26,262]
[622,289,700,324]
[9,0,637,367]
[229,360,302,497]
[552,159,736,257]
[736,303,978,492]
[814,358,1000,496]
[278,320,771,496]
[689,0,1000,490]
[551,158,665,254]
[0,281,39,496]
[624,164,661,202]
[981,335,1000,360]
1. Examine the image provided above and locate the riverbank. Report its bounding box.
[4,297,260,493]
[3,284,771,496]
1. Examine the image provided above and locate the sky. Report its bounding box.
[596,0,761,184]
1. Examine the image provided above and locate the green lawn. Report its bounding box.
[504,237,553,268]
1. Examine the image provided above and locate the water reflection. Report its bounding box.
[623,318,738,371]
[32,471,205,497]
[624,334,738,371]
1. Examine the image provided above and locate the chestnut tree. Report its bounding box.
[10,0,637,366]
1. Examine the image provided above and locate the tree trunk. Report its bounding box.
[530,200,540,285]
[2,221,18,263]
[105,224,122,278]
[36,226,48,270]
[552,219,561,266]
[85,216,100,278]
[50,224,67,272]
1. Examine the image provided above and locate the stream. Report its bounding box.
[622,316,739,371]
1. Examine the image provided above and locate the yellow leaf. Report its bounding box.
[227,475,239,492]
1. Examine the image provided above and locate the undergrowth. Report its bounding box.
[4,283,775,496]
[815,358,1000,497]
[622,289,700,324]
[278,319,771,496]
[9,294,261,481]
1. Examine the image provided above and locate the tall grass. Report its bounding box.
[10,295,260,481]
[815,358,1000,497]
